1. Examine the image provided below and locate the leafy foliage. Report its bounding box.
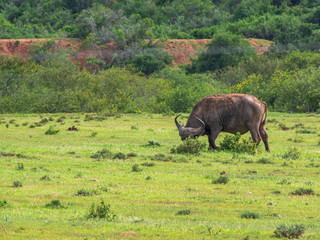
[291,188,315,196]
[187,31,256,73]
[87,199,116,220]
[274,224,305,239]
[241,211,260,219]
[219,132,257,154]
[170,138,206,155]
[212,176,229,184]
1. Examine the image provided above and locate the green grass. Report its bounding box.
[0,112,319,239]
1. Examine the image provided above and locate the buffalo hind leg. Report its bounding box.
[259,125,270,152]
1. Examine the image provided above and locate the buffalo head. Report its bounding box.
[175,115,205,140]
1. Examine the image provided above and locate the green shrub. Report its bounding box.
[141,162,155,167]
[151,153,173,162]
[13,181,22,188]
[146,139,161,147]
[45,200,64,209]
[256,157,273,164]
[90,149,113,160]
[16,163,24,171]
[187,31,256,73]
[212,176,229,184]
[131,164,142,172]
[45,126,60,135]
[291,188,315,196]
[129,48,172,75]
[296,129,317,134]
[127,152,137,158]
[282,147,301,160]
[113,152,126,160]
[40,175,51,181]
[86,199,116,220]
[274,224,305,239]
[220,133,257,154]
[39,118,49,124]
[0,200,9,208]
[170,138,206,155]
[241,211,260,219]
[75,189,96,196]
[91,131,98,137]
[176,209,191,216]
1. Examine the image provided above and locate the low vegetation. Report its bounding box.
[0,113,319,239]
[274,224,305,239]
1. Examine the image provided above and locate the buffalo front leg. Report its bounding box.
[208,129,221,150]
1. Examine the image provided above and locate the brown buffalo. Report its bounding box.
[175,94,270,152]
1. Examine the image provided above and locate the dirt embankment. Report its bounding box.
[0,38,271,67]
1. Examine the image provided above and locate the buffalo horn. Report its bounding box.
[175,115,183,130]
[189,117,205,135]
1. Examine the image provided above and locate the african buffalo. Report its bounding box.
[175,94,270,152]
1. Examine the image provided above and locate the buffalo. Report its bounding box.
[175,94,270,152]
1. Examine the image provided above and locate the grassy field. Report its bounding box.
[0,112,319,239]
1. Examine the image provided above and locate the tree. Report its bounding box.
[187,31,256,73]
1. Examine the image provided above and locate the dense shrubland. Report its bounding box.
[1,45,319,113]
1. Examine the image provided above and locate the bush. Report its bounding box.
[40,175,51,181]
[90,149,113,160]
[76,189,97,196]
[132,164,142,172]
[241,211,260,219]
[256,157,273,164]
[86,199,116,220]
[219,132,257,154]
[170,138,206,155]
[176,209,191,216]
[17,163,24,171]
[45,200,64,209]
[190,27,215,39]
[187,31,256,73]
[129,48,172,75]
[13,181,22,188]
[0,200,9,208]
[291,188,315,196]
[151,153,173,162]
[146,139,161,147]
[212,176,229,185]
[274,224,305,239]
[45,126,60,135]
[113,152,126,160]
[141,162,155,167]
[282,147,301,160]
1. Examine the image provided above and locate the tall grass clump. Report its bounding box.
[274,224,305,239]
[219,132,257,154]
